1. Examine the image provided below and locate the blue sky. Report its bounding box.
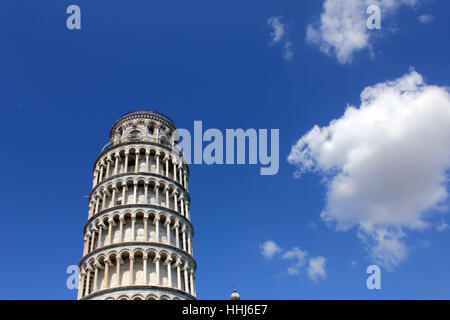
[0,0,449,299]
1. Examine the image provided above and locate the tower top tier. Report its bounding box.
[107,110,177,148]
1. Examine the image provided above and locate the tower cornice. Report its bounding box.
[92,140,190,177]
[83,204,194,236]
[87,172,191,202]
[109,110,176,139]
[80,285,196,301]
[79,241,197,271]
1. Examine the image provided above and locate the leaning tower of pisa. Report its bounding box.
[77,110,196,300]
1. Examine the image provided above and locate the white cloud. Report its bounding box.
[308,256,327,281]
[437,219,449,232]
[261,240,282,259]
[282,247,308,275]
[307,221,319,230]
[288,69,450,269]
[283,41,294,62]
[306,0,421,64]
[267,16,294,62]
[267,16,285,44]
[418,14,434,24]
[357,226,407,270]
[261,242,327,281]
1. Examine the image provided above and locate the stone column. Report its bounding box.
[155,152,160,174]
[165,219,171,244]
[182,227,187,251]
[165,158,169,177]
[176,261,182,290]
[154,216,160,242]
[143,254,148,284]
[107,219,113,245]
[121,185,127,205]
[116,256,121,287]
[101,191,107,210]
[90,229,97,252]
[154,256,160,285]
[165,188,170,209]
[94,196,100,214]
[183,170,187,189]
[155,184,160,205]
[114,155,119,175]
[93,264,99,292]
[186,201,190,220]
[180,198,185,216]
[111,187,117,208]
[119,187,125,207]
[118,217,124,242]
[99,164,104,182]
[106,159,111,178]
[143,216,148,241]
[188,233,192,255]
[183,265,189,293]
[166,259,172,288]
[85,268,92,296]
[144,182,148,204]
[173,161,177,181]
[78,271,86,299]
[83,234,89,255]
[190,270,195,296]
[174,191,178,212]
[97,224,104,248]
[88,202,93,218]
[129,257,134,285]
[103,260,110,289]
[145,150,150,172]
[92,170,98,188]
[133,182,137,204]
[123,152,129,174]
[134,152,139,172]
[131,216,136,241]
[174,221,180,248]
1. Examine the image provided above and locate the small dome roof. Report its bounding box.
[230,289,240,300]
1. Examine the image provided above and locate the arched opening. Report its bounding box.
[147,250,157,284]
[129,129,141,141]
[148,123,155,135]
[133,250,145,285]
[120,251,130,286]
[135,211,145,241]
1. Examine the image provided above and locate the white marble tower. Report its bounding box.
[78,110,196,300]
